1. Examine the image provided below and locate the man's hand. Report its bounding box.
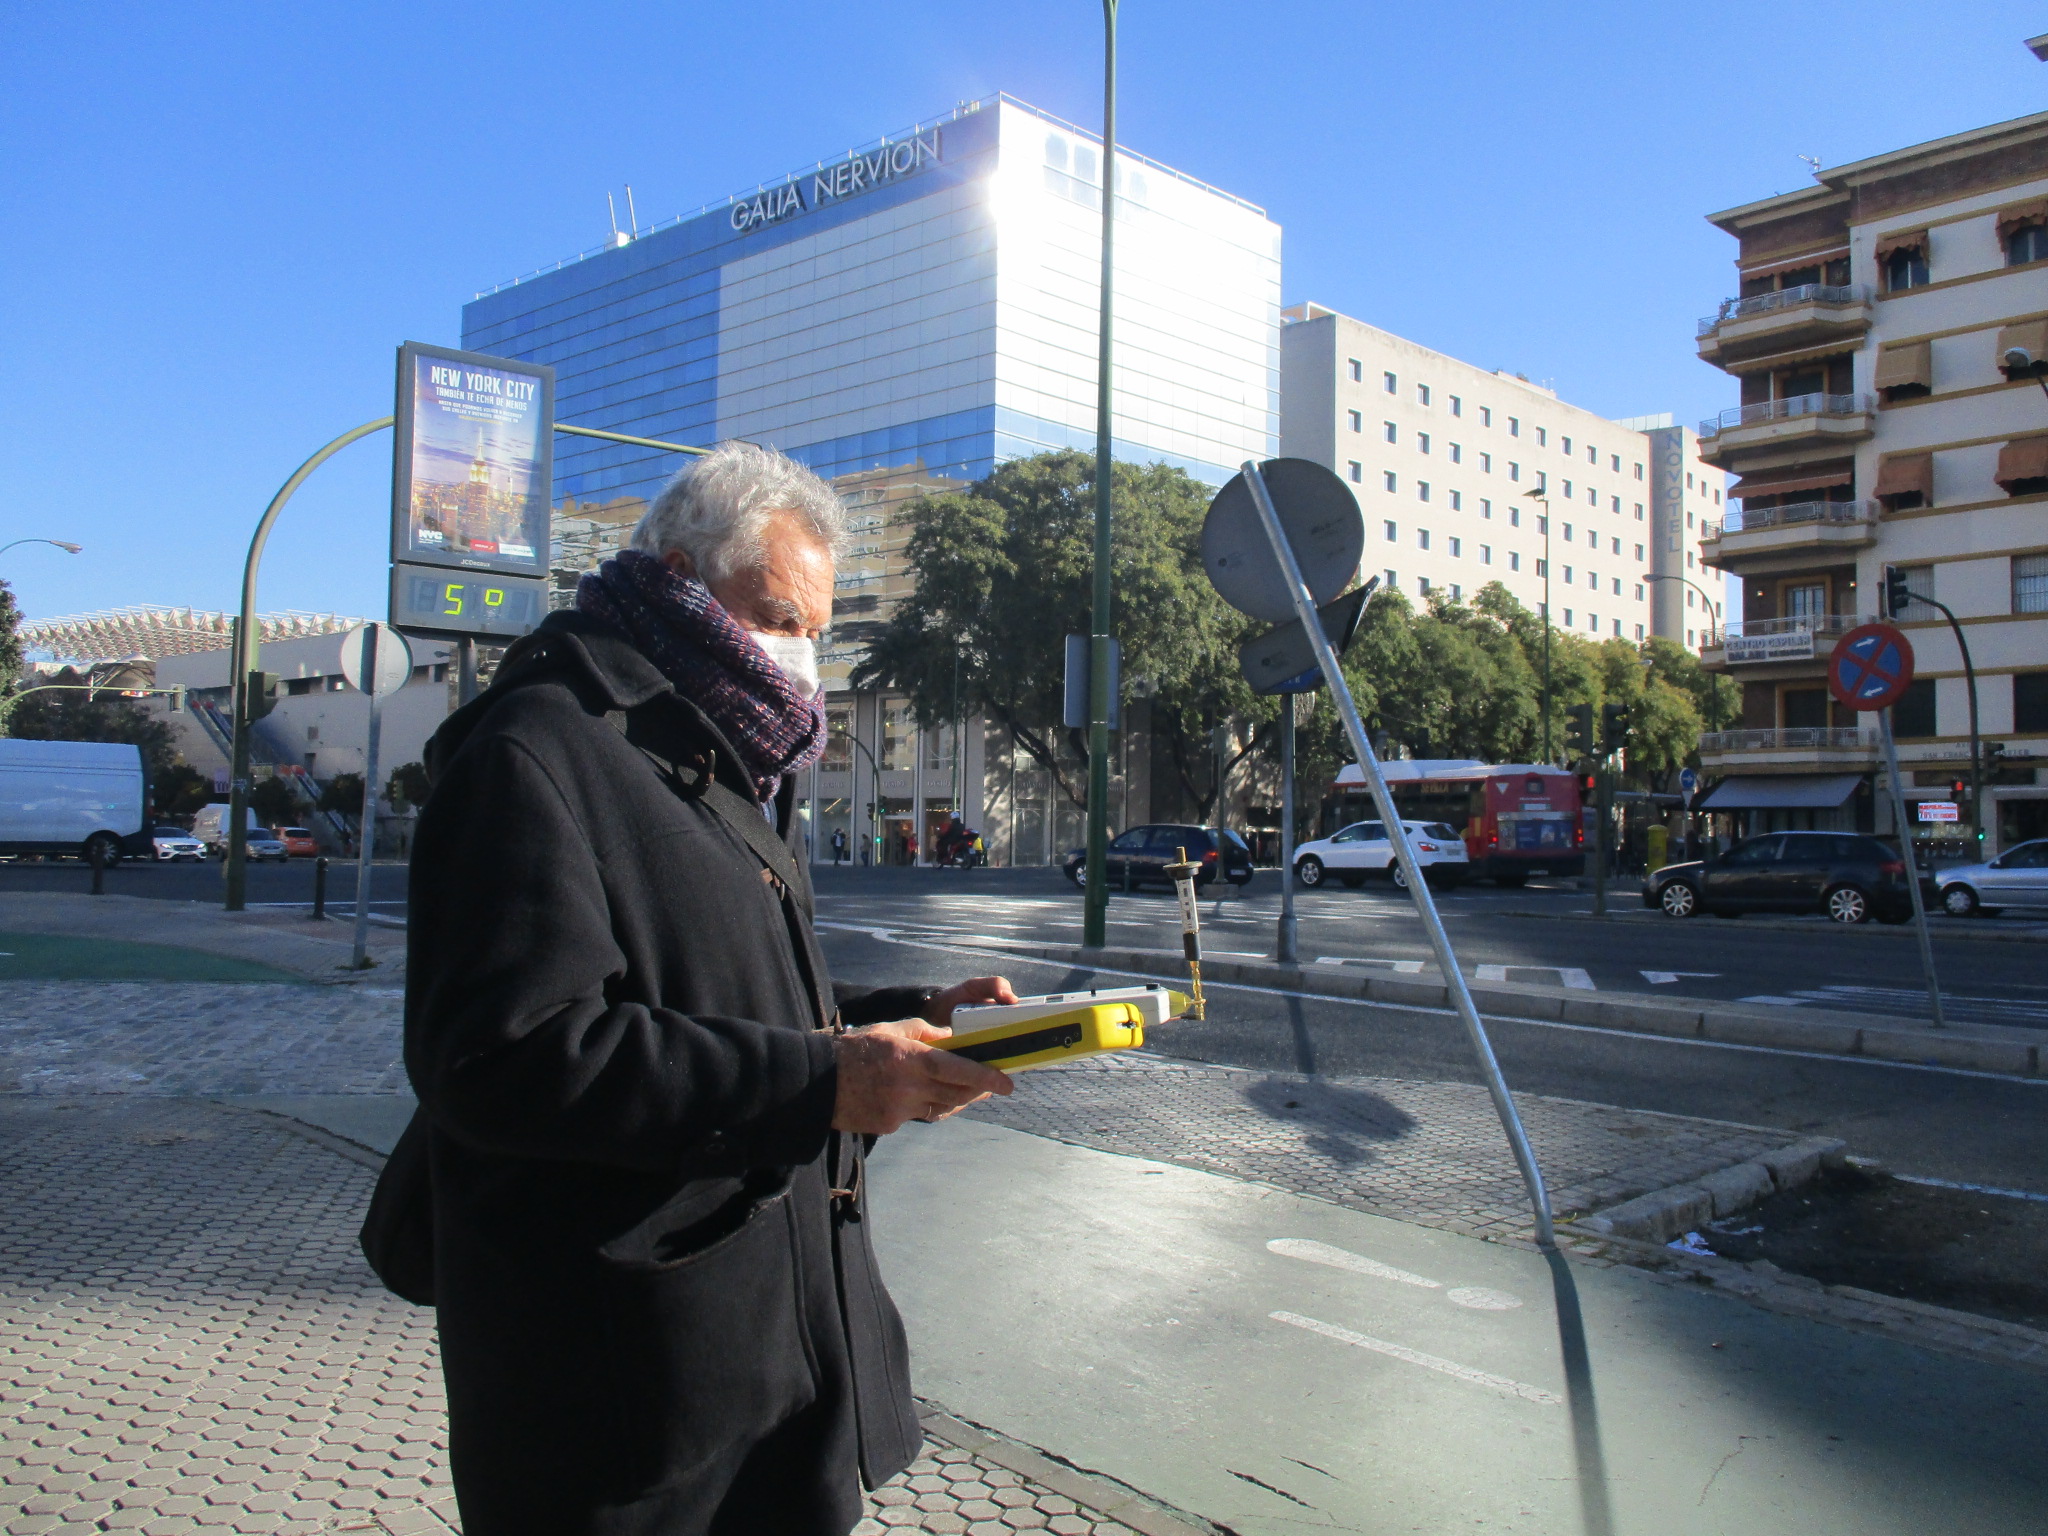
[920,975,1019,1029]
[831,1018,1013,1135]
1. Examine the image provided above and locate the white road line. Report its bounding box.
[1642,971,1719,985]
[1268,1311,1560,1405]
[1894,1174,2048,1203]
[1267,1238,1440,1289]
[1475,963,1594,990]
[1315,957,1427,973]
[811,924,2048,1085]
[1736,995,1807,1006]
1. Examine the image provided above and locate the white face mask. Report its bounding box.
[753,632,821,700]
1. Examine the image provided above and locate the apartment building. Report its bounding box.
[1280,305,1721,644]
[1692,108,2048,853]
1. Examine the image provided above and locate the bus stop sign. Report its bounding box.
[1827,623,1915,712]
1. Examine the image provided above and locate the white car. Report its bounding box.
[150,826,207,862]
[1935,839,2048,916]
[1294,819,1470,890]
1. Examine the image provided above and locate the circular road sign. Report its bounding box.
[1827,622,1915,712]
[1201,458,1366,623]
[1679,766,1698,795]
[337,622,416,697]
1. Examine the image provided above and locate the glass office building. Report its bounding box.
[463,93,1280,864]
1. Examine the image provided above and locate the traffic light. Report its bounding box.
[245,671,281,722]
[1563,702,1594,757]
[1983,742,2004,775]
[1600,701,1631,756]
[1883,565,1912,619]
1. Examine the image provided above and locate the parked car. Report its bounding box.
[1293,819,1471,890]
[150,826,207,862]
[275,827,320,858]
[1934,839,2048,917]
[1645,831,1915,923]
[1062,825,1255,890]
[247,834,290,862]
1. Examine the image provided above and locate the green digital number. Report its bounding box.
[443,583,465,617]
[484,587,505,608]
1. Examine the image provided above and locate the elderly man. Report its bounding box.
[401,442,1015,1536]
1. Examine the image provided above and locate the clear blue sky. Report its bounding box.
[3,2,2043,626]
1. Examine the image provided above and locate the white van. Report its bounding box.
[0,739,147,863]
[188,801,266,856]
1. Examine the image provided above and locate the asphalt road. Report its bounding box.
[0,856,411,913]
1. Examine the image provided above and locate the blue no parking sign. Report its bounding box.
[1827,623,1916,712]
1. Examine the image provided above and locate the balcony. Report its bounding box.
[1696,284,1872,368]
[1700,613,1870,667]
[1696,393,1877,465]
[1699,500,1879,567]
[1698,726,1881,770]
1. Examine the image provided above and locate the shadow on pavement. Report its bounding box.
[1241,1075,1418,1167]
[1545,1244,1616,1536]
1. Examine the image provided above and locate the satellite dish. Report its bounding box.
[1201,458,1366,623]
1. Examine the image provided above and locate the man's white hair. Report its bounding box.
[629,441,847,583]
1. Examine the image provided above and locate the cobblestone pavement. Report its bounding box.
[965,1051,1796,1240]
[0,1095,1159,1535]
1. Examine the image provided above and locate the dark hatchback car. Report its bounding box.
[1645,831,1915,924]
[1064,825,1255,890]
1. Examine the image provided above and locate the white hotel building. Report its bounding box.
[1279,304,1723,645]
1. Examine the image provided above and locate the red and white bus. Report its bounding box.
[1322,760,1586,886]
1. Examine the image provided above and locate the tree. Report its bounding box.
[857,450,1268,812]
[154,764,214,819]
[384,761,431,811]
[319,772,365,819]
[7,673,181,783]
[250,777,300,828]
[0,579,22,695]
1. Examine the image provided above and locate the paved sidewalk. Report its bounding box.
[0,1097,1165,1536]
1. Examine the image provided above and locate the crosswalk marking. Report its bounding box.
[1314,957,1427,973]
[1475,963,1595,990]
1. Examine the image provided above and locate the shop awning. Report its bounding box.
[1730,461,1853,498]
[1874,340,1932,392]
[1995,435,2048,492]
[1699,774,1863,811]
[1872,451,1933,503]
[1874,228,1927,264]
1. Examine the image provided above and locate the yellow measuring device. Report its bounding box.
[942,985,1190,1072]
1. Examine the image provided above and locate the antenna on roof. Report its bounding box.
[625,184,639,235]
[1798,154,1822,178]
[607,191,629,248]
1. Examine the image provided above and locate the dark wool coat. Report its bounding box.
[405,613,928,1536]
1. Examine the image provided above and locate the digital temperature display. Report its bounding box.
[390,568,548,641]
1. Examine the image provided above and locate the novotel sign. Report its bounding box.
[729,130,942,234]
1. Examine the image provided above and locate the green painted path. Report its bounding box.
[0,930,305,984]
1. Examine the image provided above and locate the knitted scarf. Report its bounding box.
[575,549,825,799]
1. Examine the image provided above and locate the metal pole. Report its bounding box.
[1242,462,1556,1246]
[1542,506,1554,762]
[225,415,393,912]
[313,855,328,921]
[1082,0,1119,948]
[1279,695,1299,964]
[1592,761,1609,916]
[1879,706,1946,1028]
[350,626,384,970]
[457,637,479,706]
[1913,594,1982,858]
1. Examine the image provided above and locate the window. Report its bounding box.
[1562,564,1572,582]
[1563,522,1573,541]
[1417,384,1431,406]
[1386,570,1399,589]
[1633,502,1644,521]
[1536,427,1548,447]
[1892,677,1936,738]
[1610,577,1621,595]
[1611,454,1621,472]
[1383,519,1398,541]
[1784,582,1827,619]
[1633,543,1644,561]
[1479,452,1492,472]
[1418,529,1431,549]
[1481,544,1493,565]
[1610,537,1621,555]
[1686,473,1694,490]
[1480,406,1493,427]
[1449,443,1462,464]
[1588,445,1598,465]
[1535,472,1547,493]
[1510,551,1521,571]
[1587,570,1599,589]
[1562,436,1573,456]
[1349,358,1363,382]
[1448,536,1462,558]
[2017,672,2048,733]
[2014,553,2048,613]
[1508,417,1520,436]
[1384,371,1398,393]
[1537,515,1548,534]
[1587,613,1599,630]
[1451,584,1463,601]
[1634,462,1644,480]
[1384,471,1399,493]
[1611,496,1621,514]
[1348,461,1363,483]
[1418,432,1431,454]
[1634,583,1644,601]
[1634,624,1645,641]
[1449,490,1462,510]
[1418,482,1431,502]
[1562,480,1573,499]
[1563,608,1573,626]
[1508,461,1521,481]
[2010,225,2048,265]
[1348,410,1363,432]
[1884,244,1930,292]
[1450,395,1463,417]
[1418,576,1431,595]
[1384,421,1398,443]
[1480,499,1493,519]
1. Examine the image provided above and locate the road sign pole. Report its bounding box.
[1082,0,1119,950]
[1879,707,1946,1029]
[1278,696,1299,964]
[1239,461,1555,1247]
[350,624,383,971]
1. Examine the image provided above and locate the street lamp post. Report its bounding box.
[1082,0,1119,949]
[1642,572,1723,654]
[0,539,83,560]
[1522,489,1554,761]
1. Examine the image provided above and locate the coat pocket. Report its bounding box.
[596,1168,793,1272]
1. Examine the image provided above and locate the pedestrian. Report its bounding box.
[397,441,1017,1536]
[830,827,848,865]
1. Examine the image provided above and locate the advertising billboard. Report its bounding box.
[391,342,554,578]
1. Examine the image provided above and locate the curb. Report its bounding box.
[1570,1136,1847,1243]
[969,941,2046,1078]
